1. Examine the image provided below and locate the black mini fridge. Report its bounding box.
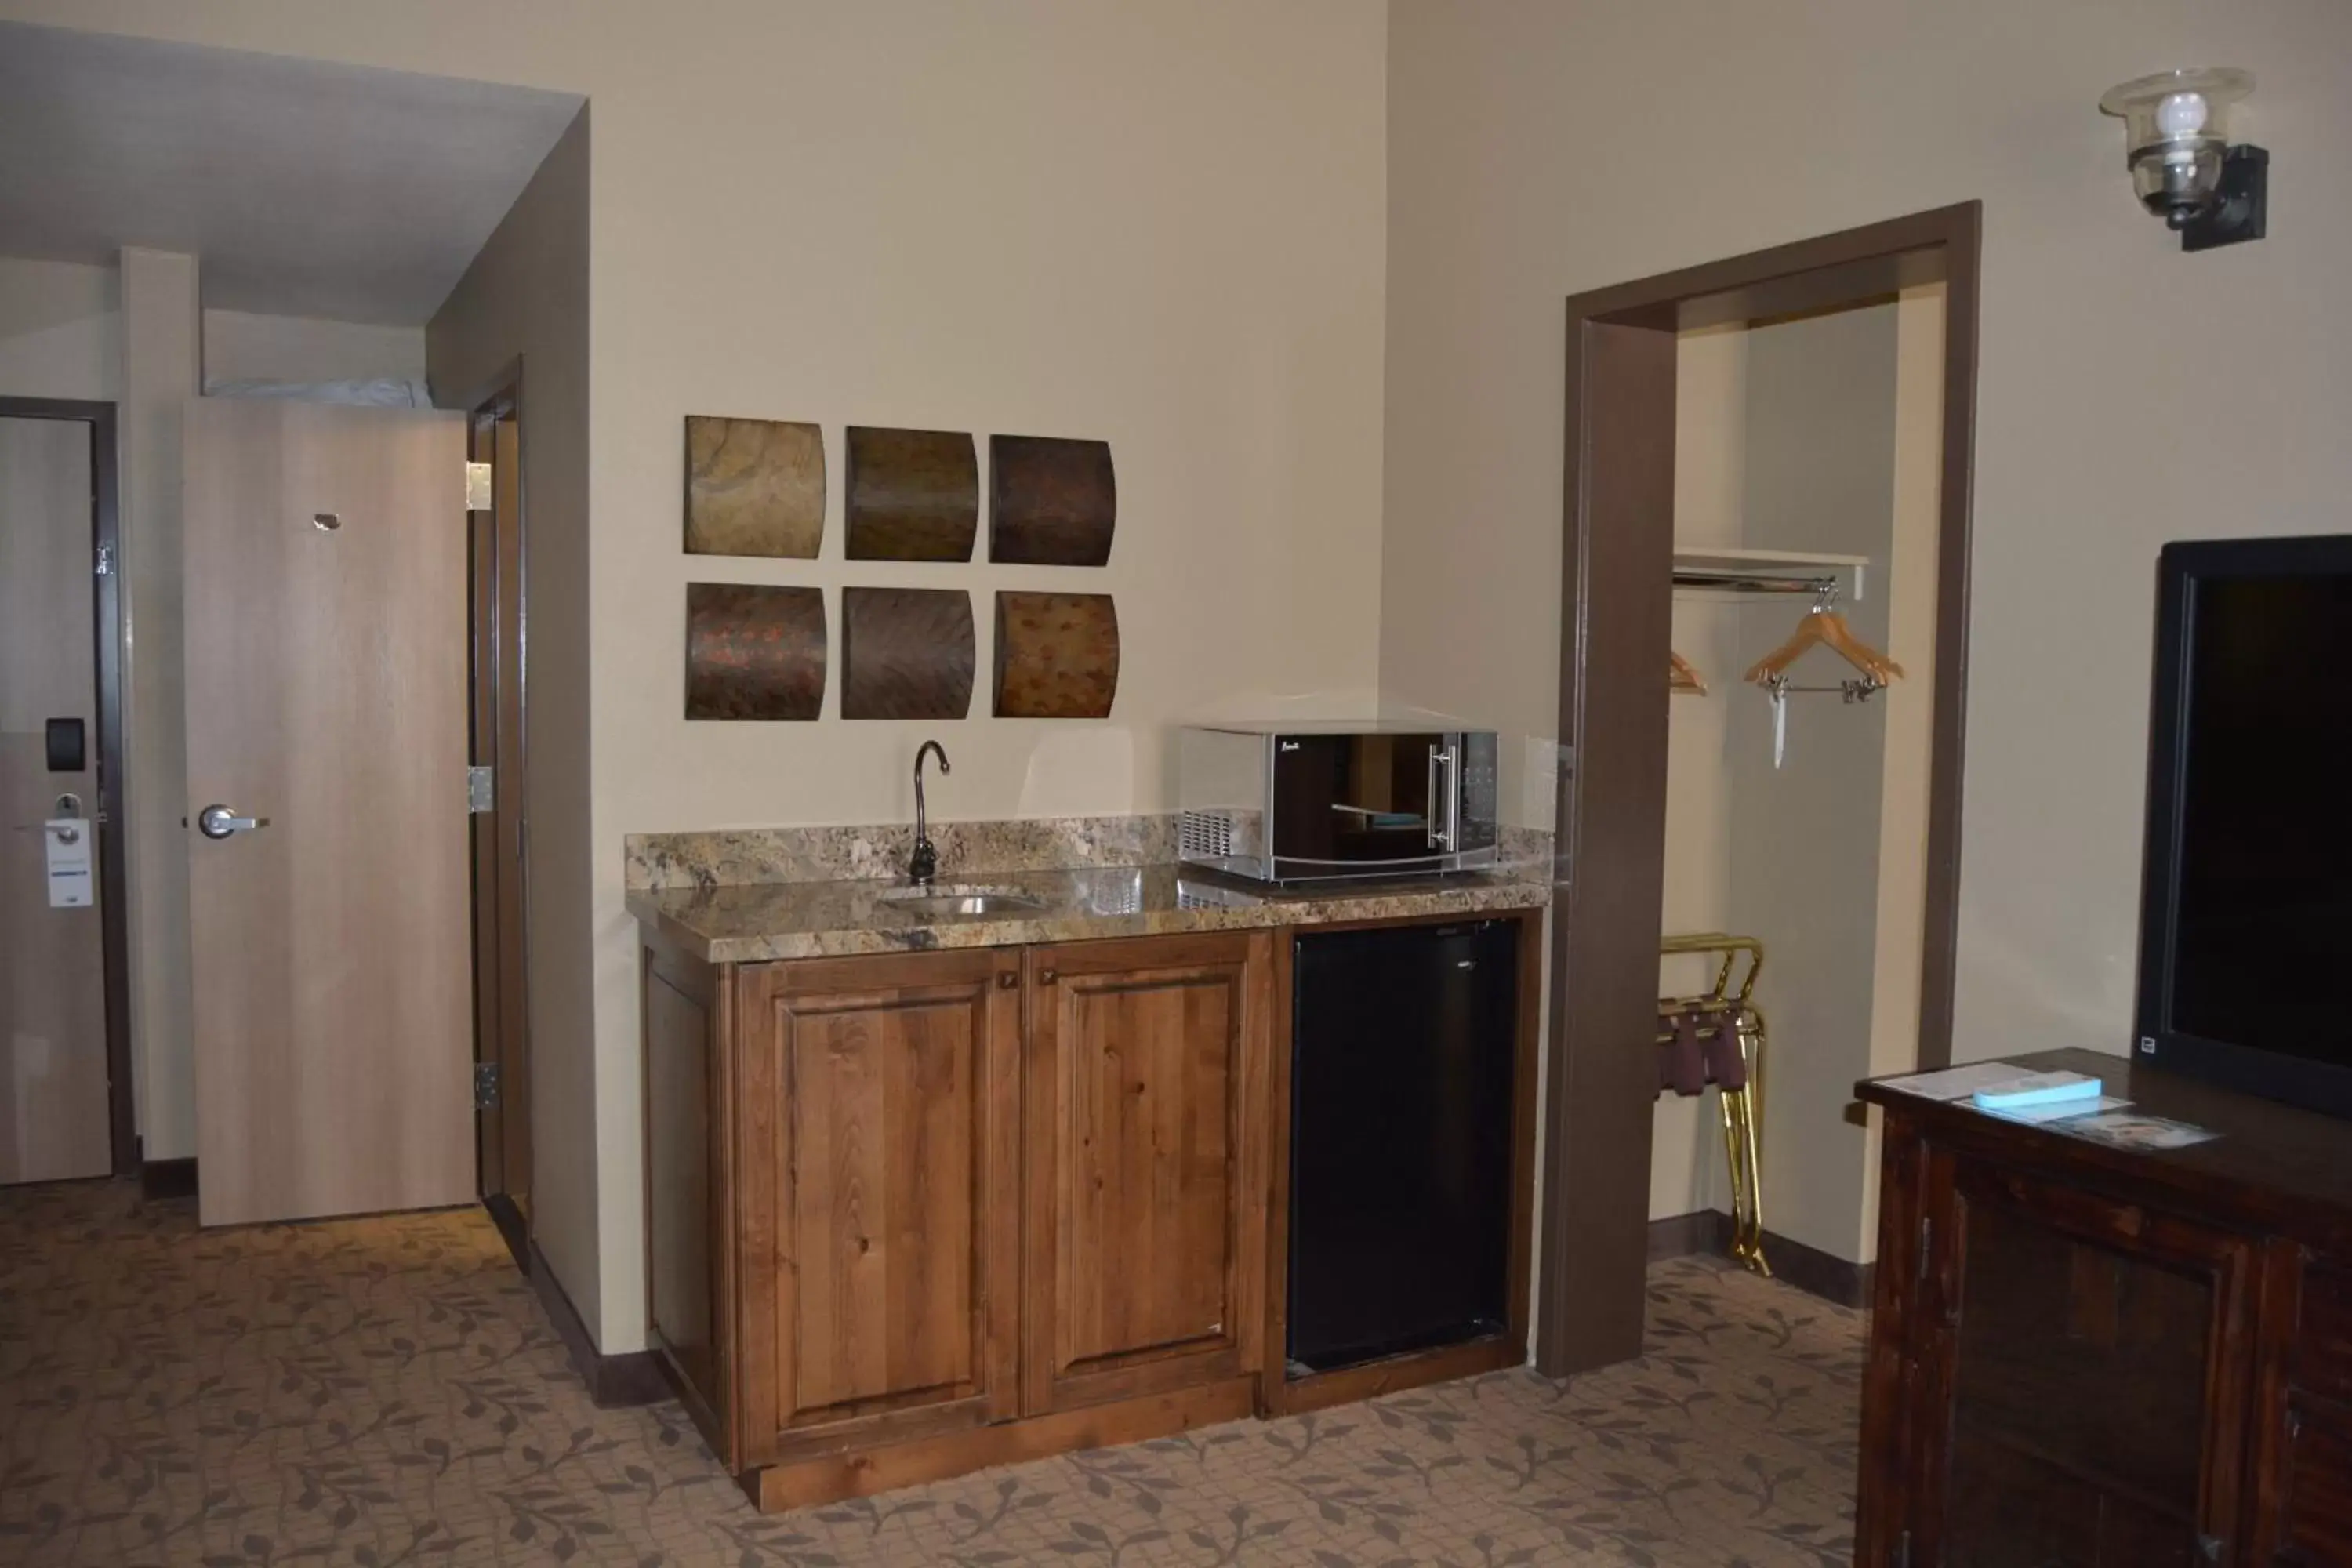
[1287,919,1519,1374]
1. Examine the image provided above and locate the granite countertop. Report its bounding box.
[628,862,1552,964]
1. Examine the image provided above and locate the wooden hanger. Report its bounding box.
[1743,609,1903,687]
[1669,650,1708,696]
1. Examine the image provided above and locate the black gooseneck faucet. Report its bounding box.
[909,740,950,886]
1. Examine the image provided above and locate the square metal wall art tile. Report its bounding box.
[684,416,825,559]
[993,591,1120,719]
[841,587,975,720]
[844,426,978,561]
[684,583,826,720]
[989,434,1116,566]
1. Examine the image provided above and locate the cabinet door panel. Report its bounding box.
[1915,1154,2258,1567]
[1024,932,1269,1414]
[735,951,1021,1465]
[789,996,978,1411]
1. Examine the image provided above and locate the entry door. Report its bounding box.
[0,416,111,1184]
[184,397,474,1226]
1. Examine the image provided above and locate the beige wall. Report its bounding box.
[203,309,425,385]
[0,256,118,401]
[1384,0,2352,1085]
[426,107,597,1332]
[1,1,1392,1349]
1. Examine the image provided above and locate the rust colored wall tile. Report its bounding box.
[685,583,826,720]
[993,592,1120,719]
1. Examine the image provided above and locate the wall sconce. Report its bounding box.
[2098,68,2267,252]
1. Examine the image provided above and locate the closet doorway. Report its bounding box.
[1536,205,1980,1377]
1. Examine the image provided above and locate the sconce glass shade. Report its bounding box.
[2100,68,2254,223]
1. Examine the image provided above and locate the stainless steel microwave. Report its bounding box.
[1176,723,1499,884]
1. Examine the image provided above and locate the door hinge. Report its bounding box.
[474,1062,500,1110]
[468,765,494,814]
[1916,1214,1933,1284]
[94,542,114,577]
[466,461,494,510]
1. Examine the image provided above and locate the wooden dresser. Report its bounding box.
[1856,1048,2352,1567]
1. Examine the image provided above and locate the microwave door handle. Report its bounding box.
[1428,743,1459,851]
[1439,743,1461,851]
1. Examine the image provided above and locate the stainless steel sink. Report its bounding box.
[876,884,1049,919]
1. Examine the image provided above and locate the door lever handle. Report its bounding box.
[197,804,270,840]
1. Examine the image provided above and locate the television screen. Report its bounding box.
[2140,537,2352,1116]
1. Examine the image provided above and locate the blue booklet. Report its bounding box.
[1970,1070,2103,1112]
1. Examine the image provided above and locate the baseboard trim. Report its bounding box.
[1646,1210,1875,1310]
[525,1238,671,1408]
[1646,1209,1726,1263]
[139,1156,197,1200]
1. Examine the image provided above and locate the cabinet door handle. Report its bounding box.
[996,971,1018,989]
[1038,968,1057,985]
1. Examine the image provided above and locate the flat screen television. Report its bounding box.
[2135,534,2352,1120]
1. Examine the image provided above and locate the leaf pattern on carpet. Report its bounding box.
[0,1181,1859,1565]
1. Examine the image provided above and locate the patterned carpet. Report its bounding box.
[0,1181,1860,1566]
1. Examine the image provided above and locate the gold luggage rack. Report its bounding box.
[1657,932,1769,1276]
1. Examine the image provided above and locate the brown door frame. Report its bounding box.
[1537,203,1981,1376]
[1,396,135,1178]
[461,361,533,1259]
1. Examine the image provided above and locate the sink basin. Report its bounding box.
[877,884,1050,919]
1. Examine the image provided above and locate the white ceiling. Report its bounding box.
[0,22,583,325]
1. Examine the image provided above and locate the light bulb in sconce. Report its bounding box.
[2153,91,2209,139]
[2098,67,2267,252]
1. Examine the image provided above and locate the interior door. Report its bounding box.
[0,415,111,1184]
[183,397,474,1226]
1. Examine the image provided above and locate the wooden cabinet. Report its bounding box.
[1857,1049,2352,1568]
[642,912,1537,1509]
[1021,934,1269,1414]
[732,949,1022,1466]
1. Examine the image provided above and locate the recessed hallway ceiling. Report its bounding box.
[0,21,583,324]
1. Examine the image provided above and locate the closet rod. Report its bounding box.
[1671,568,1842,600]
